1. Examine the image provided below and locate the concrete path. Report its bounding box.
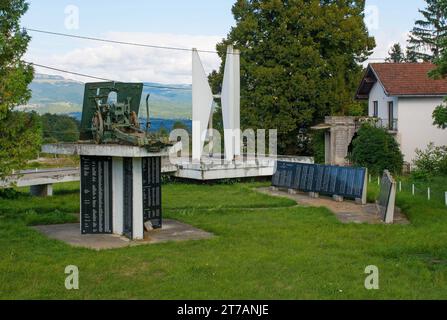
[33,219,213,250]
[257,187,409,225]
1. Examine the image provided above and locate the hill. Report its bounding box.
[21,74,192,119]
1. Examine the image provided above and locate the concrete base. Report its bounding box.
[172,155,313,181]
[333,195,344,202]
[288,189,297,195]
[33,220,213,250]
[30,184,53,197]
[174,157,276,180]
[309,192,319,199]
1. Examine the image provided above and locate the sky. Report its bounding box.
[22,0,427,84]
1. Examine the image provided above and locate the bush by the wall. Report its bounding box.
[412,143,447,180]
[348,124,404,176]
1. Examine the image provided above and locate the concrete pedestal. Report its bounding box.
[42,143,167,240]
[30,184,53,197]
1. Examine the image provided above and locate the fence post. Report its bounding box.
[445,192,447,207]
[378,176,380,186]
[412,184,415,196]
[399,181,402,192]
[369,174,371,183]
[428,187,431,201]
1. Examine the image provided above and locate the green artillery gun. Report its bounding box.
[79,82,171,152]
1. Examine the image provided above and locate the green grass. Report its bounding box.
[0,180,446,299]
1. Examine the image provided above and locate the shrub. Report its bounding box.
[412,143,447,180]
[348,124,404,176]
[311,131,325,164]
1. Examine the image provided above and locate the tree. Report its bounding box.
[172,120,190,133]
[41,113,80,143]
[407,0,447,62]
[386,43,405,63]
[0,1,41,179]
[348,124,404,176]
[209,0,375,155]
[426,0,447,129]
[405,46,419,62]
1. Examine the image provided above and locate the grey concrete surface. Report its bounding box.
[33,219,213,250]
[258,187,409,225]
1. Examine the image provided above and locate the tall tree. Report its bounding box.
[426,1,447,129]
[408,0,447,62]
[0,1,41,179]
[210,0,374,155]
[386,43,405,63]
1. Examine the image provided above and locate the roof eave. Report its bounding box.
[393,94,447,98]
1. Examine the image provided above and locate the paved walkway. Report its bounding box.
[33,219,213,250]
[257,187,409,225]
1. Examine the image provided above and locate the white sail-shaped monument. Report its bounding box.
[192,46,241,162]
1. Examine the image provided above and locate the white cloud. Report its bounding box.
[368,30,411,62]
[26,32,223,84]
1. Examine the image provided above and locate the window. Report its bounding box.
[388,101,394,130]
[373,101,378,117]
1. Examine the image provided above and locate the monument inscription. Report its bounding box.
[81,156,113,234]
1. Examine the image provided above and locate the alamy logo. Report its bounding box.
[364,265,379,290]
[64,5,80,30]
[65,265,79,290]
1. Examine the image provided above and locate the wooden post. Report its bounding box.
[428,187,431,201]
[445,192,447,207]
[412,184,415,196]
[399,181,402,192]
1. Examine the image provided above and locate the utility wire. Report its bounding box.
[25,27,228,55]
[26,61,192,91]
[26,28,385,60]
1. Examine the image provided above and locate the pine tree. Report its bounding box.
[405,46,419,62]
[386,43,405,63]
[408,0,447,62]
[209,0,375,155]
[0,1,41,179]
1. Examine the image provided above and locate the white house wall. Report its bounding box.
[368,82,398,120]
[397,97,446,164]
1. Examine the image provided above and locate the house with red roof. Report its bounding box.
[356,63,447,164]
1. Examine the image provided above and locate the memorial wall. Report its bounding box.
[272,161,367,200]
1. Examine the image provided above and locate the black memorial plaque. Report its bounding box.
[81,156,113,234]
[123,158,133,239]
[142,157,162,228]
[272,161,366,200]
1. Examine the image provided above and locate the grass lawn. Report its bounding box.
[0,179,446,299]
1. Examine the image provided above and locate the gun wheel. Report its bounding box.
[91,112,104,144]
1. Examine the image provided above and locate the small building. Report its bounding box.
[356,63,447,164]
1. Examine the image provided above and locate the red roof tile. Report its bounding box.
[370,63,447,96]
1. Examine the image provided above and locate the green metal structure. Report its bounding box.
[79,82,170,152]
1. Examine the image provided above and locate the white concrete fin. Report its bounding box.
[222,45,235,161]
[192,48,214,161]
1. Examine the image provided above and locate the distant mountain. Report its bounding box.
[21,73,192,119]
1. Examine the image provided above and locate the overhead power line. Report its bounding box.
[25,27,228,55]
[26,61,192,91]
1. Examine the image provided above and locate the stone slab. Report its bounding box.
[33,219,213,250]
